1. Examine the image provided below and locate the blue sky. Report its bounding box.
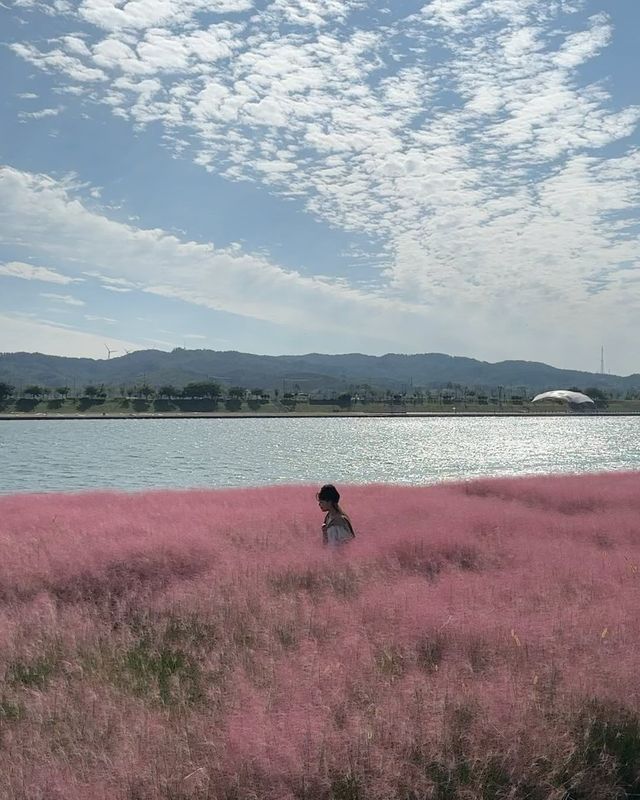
[1,0,638,373]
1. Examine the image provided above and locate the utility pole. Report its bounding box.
[600,346,605,375]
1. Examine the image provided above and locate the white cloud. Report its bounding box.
[10,42,107,82]
[62,35,91,57]
[84,314,117,322]
[19,106,64,119]
[268,0,364,28]
[40,292,86,306]
[0,260,79,284]
[554,12,611,69]
[77,0,253,32]
[83,272,138,288]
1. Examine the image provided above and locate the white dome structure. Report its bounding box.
[532,390,595,405]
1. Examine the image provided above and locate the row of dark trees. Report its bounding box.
[0,380,616,407]
[0,381,271,402]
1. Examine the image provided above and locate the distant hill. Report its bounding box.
[0,349,638,394]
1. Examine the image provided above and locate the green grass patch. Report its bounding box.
[7,650,60,689]
[564,699,640,796]
[121,637,203,707]
[115,612,218,707]
[0,697,23,722]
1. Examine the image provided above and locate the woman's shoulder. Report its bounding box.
[330,513,355,534]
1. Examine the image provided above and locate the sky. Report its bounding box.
[1,0,639,373]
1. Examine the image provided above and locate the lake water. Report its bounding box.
[1,416,639,494]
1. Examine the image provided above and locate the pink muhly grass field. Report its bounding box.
[1,472,640,799]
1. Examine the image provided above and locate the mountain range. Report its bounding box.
[0,349,638,394]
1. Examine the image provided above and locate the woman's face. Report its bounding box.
[318,498,332,512]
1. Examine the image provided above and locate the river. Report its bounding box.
[1,416,639,494]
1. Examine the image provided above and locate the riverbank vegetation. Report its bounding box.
[1,473,640,798]
[1,381,637,415]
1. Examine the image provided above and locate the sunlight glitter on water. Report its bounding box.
[1,416,639,493]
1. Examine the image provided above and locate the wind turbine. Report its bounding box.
[104,344,119,360]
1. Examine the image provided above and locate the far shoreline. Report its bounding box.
[2,410,639,420]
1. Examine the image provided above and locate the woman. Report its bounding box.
[317,484,355,546]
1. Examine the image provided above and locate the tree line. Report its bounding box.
[0,379,619,408]
[0,381,271,403]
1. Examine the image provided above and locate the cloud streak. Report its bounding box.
[40,292,86,306]
[0,165,436,348]
[0,260,80,284]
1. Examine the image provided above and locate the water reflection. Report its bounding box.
[0,417,638,494]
